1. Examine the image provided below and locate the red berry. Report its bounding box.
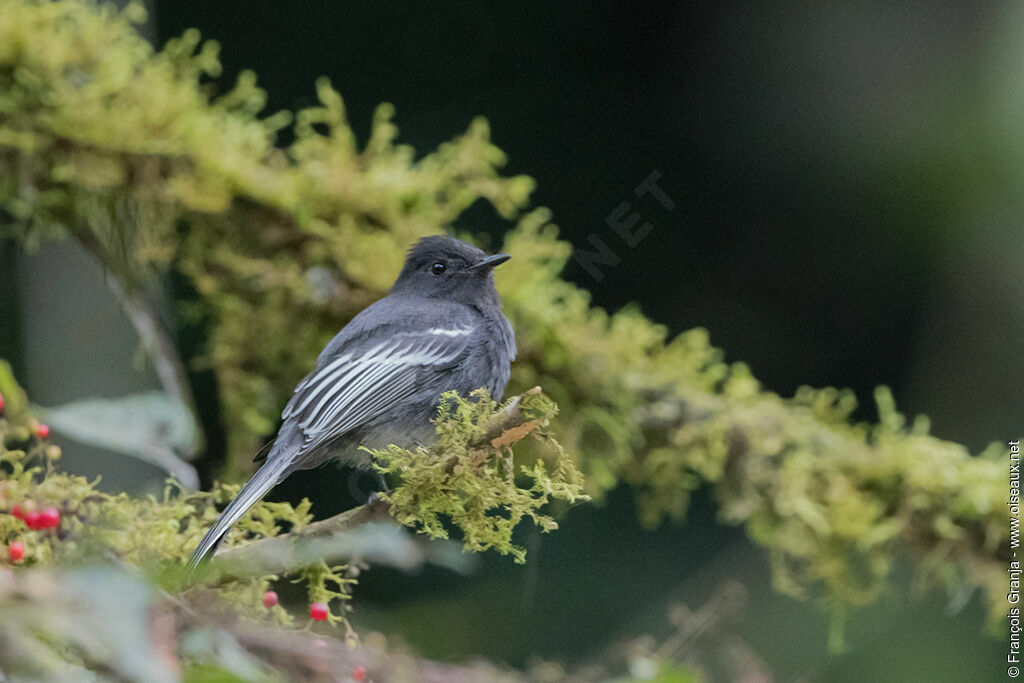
[0,393,5,415]
[8,542,24,563]
[11,504,25,520]
[39,507,60,529]
[309,601,329,621]
[262,590,278,608]
[352,665,366,681]
[34,423,50,439]
[24,511,41,530]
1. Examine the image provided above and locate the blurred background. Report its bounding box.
[3,1,1021,679]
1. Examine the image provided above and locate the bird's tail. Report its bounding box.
[187,458,290,571]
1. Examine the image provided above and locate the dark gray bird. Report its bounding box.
[188,235,515,568]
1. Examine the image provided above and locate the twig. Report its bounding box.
[473,385,544,447]
[66,221,201,460]
[208,499,393,584]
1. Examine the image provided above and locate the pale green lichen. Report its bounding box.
[368,389,587,563]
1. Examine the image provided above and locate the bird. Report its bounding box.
[188,235,516,569]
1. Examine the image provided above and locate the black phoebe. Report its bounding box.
[189,236,516,568]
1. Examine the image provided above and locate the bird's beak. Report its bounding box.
[469,253,511,271]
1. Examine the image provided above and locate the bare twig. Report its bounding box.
[66,221,201,461]
[208,499,393,584]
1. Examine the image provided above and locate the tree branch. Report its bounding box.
[208,499,393,584]
[66,221,201,461]
[205,387,550,583]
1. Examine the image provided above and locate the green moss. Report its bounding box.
[368,389,586,563]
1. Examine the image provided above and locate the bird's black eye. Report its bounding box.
[430,262,447,275]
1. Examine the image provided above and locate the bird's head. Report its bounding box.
[390,235,510,305]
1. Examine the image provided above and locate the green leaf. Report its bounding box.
[41,392,199,487]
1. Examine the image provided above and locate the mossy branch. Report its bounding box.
[0,563,534,682]
[209,386,569,579]
[206,499,390,585]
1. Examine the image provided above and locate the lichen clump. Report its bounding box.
[370,388,587,563]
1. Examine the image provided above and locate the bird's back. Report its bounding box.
[271,293,514,472]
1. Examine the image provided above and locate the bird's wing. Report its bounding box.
[280,323,476,454]
[188,319,477,570]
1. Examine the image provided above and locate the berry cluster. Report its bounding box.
[11,503,62,530]
[2,397,61,565]
[4,501,63,564]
